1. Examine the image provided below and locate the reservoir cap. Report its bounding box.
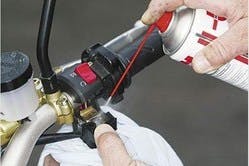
[1,51,33,93]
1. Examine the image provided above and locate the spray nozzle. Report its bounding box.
[155,12,173,33]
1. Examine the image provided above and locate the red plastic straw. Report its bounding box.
[105,12,173,105]
[109,24,156,98]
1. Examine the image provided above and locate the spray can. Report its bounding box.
[160,7,248,91]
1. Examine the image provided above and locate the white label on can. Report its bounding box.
[169,9,248,91]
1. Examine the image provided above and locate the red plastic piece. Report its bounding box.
[74,63,97,84]
[155,12,173,33]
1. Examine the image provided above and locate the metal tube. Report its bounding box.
[1,104,57,166]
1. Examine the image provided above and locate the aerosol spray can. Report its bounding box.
[160,7,248,91]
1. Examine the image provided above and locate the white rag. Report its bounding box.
[38,106,183,166]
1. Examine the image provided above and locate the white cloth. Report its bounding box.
[38,106,183,166]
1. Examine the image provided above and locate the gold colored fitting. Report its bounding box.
[34,78,74,124]
[56,95,74,124]
[46,91,74,124]
[33,78,46,105]
[0,120,20,146]
[80,106,98,121]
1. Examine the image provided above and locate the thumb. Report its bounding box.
[94,124,132,166]
[192,18,248,73]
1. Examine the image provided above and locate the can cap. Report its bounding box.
[1,51,33,93]
[156,12,173,33]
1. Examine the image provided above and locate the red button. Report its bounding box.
[74,63,97,84]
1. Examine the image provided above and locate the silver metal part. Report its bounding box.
[58,22,148,71]
[59,60,81,72]
[1,104,57,166]
[161,7,195,56]
[104,21,148,52]
[62,92,81,110]
[89,111,109,126]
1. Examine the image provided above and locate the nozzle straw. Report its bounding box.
[108,24,156,99]
[105,97,112,106]
[105,12,173,105]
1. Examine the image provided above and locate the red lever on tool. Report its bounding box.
[106,12,173,105]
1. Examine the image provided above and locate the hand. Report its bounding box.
[44,154,60,166]
[141,0,248,73]
[94,124,146,166]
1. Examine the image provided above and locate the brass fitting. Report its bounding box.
[80,106,98,121]
[0,79,74,146]
[46,91,74,124]
[0,120,20,146]
[33,78,74,124]
[33,78,46,105]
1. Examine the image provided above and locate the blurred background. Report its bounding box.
[2,0,248,165]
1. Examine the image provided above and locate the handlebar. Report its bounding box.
[116,28,164,77]
[2,22,166,166]
[1,104,57,166]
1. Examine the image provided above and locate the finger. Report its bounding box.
[183,0,246,24]
[192,18,248,73]
[44,154,60,166]
[141,0,183,24]
[141,0,244,25]
[94,124,132,166]
[129,160,147,166]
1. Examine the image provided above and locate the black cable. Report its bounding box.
[37,0,59,94]
[36,132,80,145]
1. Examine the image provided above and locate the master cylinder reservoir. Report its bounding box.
[0,51,39,121]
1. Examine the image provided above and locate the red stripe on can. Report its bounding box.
[202,31,217,40]
[198,38,209,46]
[235,55,248,65]
[213,20,218,30]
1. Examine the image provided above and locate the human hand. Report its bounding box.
[94,124,146,166]
[141,0,248,73]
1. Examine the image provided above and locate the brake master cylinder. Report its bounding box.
[0,51,39,121]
